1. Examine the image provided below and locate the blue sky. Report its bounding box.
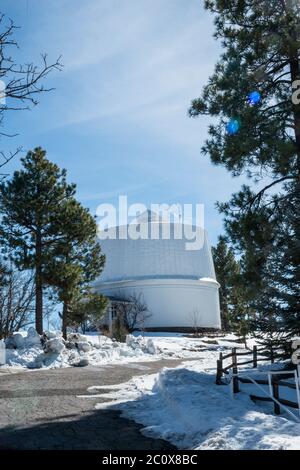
[1,0,246,245]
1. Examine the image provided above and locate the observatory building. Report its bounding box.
[94,211,221,331]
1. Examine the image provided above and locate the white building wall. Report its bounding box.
[96,278,221,329]
[95,220,221,330]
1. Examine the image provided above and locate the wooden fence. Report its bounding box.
[216,345,299,416]
[216,345,279,385]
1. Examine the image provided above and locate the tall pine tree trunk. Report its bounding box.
[35,230,43,334]
[62,302,68,340]
[220,287,230,331]
[221,307,230,332]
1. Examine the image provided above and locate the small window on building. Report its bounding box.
[111,303,118,320]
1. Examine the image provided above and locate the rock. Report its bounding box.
[73,358,89,367]
[43,338,65,354]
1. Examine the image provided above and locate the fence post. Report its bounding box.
[272,378,280,415]
[232,347,239,393]
[216,352,223,385]
[253,345,257,368]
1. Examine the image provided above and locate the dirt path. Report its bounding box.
[0,358,189,450]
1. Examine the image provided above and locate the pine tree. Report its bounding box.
[212,237,240,331]
[66,292,107,334]
[189,1,300,340]
[251,181,300,342]
[0,148,77,333]
[44,201,106,339]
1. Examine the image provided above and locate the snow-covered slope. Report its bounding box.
[85,359,300,450]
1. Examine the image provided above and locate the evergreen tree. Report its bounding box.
[0,259,8,287]
[66,292,107,334]
[249,181,300,342]
[189,1,300,340]
[229,275,255,348]
[44,200,106,339]
[0,147,99,334]
[212,237,240,331]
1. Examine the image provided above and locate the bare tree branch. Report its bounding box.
[114,293,152,332]
[0,14,63,174]
[0,262,35,339]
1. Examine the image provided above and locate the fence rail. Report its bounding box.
[236,369,300,419]
[216,343,300,418]
[216,345,282,385]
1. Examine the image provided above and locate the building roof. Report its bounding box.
[97,219,216,284]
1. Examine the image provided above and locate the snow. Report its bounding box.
[2,328,299,449]
[1,329,245,370]
[83,357,300,450]
[43,337,65,354]
[0,329,282,373]
[1,330,172,369]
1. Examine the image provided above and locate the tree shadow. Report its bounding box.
[0,407,176,450]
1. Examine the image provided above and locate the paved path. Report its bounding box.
[0,359,187,450]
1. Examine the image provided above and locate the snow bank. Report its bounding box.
[43,338,65,354]
[1,330,259,371]
[90,360,300,450]
[1,330,160,370]
[126,335,158,355]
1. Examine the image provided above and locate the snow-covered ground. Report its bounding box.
[81,356,300,450]
[2,328,299,449]
[0,328,245,370]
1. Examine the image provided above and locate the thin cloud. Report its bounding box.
[22,0,217,152]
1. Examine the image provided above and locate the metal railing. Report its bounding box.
[230,367,300,422]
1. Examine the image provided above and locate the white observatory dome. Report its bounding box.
[95,211,221,331]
